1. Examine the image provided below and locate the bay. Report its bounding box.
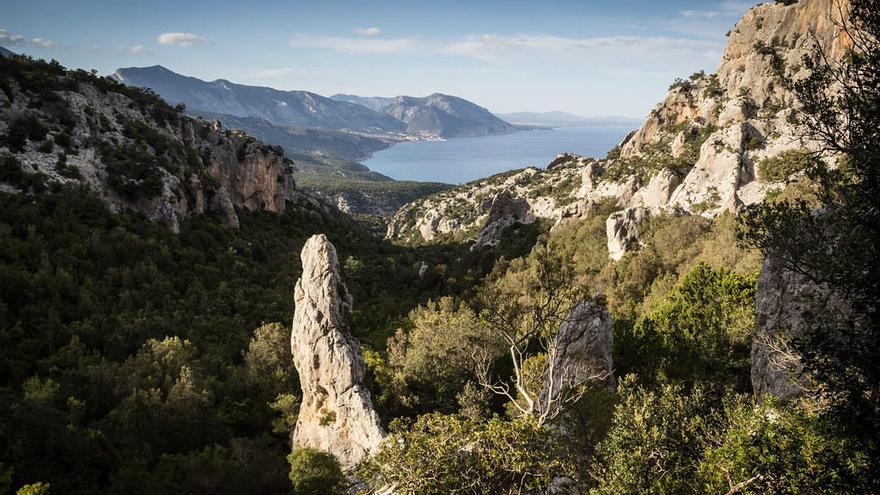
[363,126,635,184]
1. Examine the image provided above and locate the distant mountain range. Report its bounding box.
[494,111,641,128]
[332,93,519,138]
[0,47,17,58]
[113,66,406,133]
[113,66,519,139]
[382,94,518,137]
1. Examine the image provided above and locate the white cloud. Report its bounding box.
[0,28,54,48]
[128,44,146,54]
[679,1,758,20]
[680,10,723,19]
[440,34,722,64]
[353,27,381,36]
[291,33,420,54]
[157,32,206,47]
[289,31,720,63]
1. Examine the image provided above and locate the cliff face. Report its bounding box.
[387,0,847,256]
[0,57,296,231]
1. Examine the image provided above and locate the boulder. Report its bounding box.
[291,234,385,469]
[472,190,535,249]
[606,207,648,261]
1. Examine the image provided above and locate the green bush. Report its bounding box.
[16,482,50,495]
[757,149,820,182]
[0,153,46,192]
[287,447,345,495]
[590,377,720,495]
[5,113,48,152]
[385,297,504,413]
[361,413,565,494]
[700,396,868,494]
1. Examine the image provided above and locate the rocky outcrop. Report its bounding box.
[472,190,536,249]
[0,57,296,230]
[750,251,854,399]
[606,207,648,262]
[290,235,385,469]
[386,0,847,260]
[541,300,615,408]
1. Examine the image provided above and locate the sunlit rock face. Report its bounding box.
[290,234,385,470]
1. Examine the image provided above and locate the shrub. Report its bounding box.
[0,153,46,192]
[361,413,565,494]
[16,483,50,495]
[590,377,719,495]
[757,149,820,182]
[699,396,869,494]
[385,297,504,413]
[287,447,345,495]
[5,113,48,152]
[100,143,164,199]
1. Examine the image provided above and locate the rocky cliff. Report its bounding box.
[290,234,385,470]
[387,0,848,257]
[0,56,297,231]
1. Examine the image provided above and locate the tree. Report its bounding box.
[475,246,605,426]
[590,376,718,495]
[287,447,345,495]
[699,396,867,495]
[361,413,565,495]
[386,297,504,413]
[623,263,756,389]
[739,0,880,472]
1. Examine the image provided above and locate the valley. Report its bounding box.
[1,0,878,494]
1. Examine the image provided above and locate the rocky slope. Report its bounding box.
[330,94,396,113]
[387,0,848,255]
[113,66,406,133]
[290,234,385,470]
[0,56,300,231]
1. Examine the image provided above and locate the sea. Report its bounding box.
[362,126,635,184]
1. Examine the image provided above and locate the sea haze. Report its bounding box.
[363,126,634,184]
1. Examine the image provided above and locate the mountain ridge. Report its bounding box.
[112,65,407,133]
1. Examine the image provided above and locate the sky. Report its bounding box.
[2,0,760,118]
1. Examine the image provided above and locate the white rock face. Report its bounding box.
[630,168,680,211]
[606,207,648,262]
[541,300,615,408]
[291,234,385,470]
[668,123,759,217]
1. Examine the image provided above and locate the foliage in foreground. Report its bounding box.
[361,413,566,495]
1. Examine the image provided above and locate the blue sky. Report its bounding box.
[3,0,759,118]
